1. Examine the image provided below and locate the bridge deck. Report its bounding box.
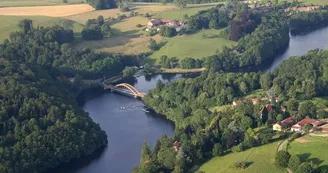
[103,84,146,98]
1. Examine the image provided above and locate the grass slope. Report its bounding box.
[288,135,328,170]
[0,0,85,7]
[153,5,216,20]
[150,29,237,63]
[0,15,84,42]
[288,0,328,5]
[199,141,285,173]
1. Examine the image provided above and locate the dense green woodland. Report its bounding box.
[0,20,139,79]
[0,20,142,172]
[137,49,328,173]
[0,62,107,173]
[290,11,328,34]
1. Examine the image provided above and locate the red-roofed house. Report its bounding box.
[148,20,162,27]
[232,100,243,107]
[251,98,259,105]
[273,117,296,131]
[259,104,273,119]
[173,141,180,151]
[291,117,323,132]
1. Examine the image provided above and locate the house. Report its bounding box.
[259,104,273,119]
[251,98,259,105]
[273,117,296,131]
[173,141,180,151]
[232,100,243,107]
[291,117,323,132]
[147,20,162,27]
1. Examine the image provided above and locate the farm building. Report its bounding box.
[291,117,323,132]
[273,117,296,131]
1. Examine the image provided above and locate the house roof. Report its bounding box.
[266,104,273,113]
[161,19,173,23]
[251,98,259,104]
[149,20,161,25]
[292,117,323,128]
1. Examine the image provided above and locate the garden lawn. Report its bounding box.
[150,29,237,63]
[288,135,328,170]
[198,141,285,173]
[0,15,84,42]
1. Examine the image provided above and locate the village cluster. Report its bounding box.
[145,18,186,32]
[232,98,328,133]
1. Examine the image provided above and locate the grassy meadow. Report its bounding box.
[288,135,328,170]
[287,0,328,5]
[153,5,216,20]
[150,29,237,63]
[198,141,286,173]
[0,0,86,7]
[0,15,84,42]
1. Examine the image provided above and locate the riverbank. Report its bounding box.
[160,67,206,73]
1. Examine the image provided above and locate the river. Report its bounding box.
[55,27,328,173]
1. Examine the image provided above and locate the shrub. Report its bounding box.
[231,143,244,153]
[289,132,301,142]
[288,155,301,172]
[275,150,291,168]
[232,161,247,169]
[136,24,143,28]
[160,26,177,37]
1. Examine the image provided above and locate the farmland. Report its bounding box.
[198,141,286,173]
[150,29,237,63]
[0,4,94,17]
[0,15,84,42]
[288,135,328,171]
[0,0,86,7]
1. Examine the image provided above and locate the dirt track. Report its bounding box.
[0,4,94,17]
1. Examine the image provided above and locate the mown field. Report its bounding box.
[150,29,237,62]
[0,15,84,42]
[153,5,216,20]
[287,0,328,5]
[0,0,86,7]
[288,135,328,171]
[0,4,94,17]
[198,141,286,173]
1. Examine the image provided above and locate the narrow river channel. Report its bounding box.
[54,26,328,173]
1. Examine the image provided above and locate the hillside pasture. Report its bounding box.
[0,15,84,42]
[199,141,285,173]
[0,4,94,17]
[288,135,328,171]
[0,0,85,7]
[150,29,237,63]
[288,0,328,5]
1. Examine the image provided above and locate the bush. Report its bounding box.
[275,150,291,168]
[81,26,103,40]
[212,143,223,157]
[148,39,158,51]
[231,143,244,153]
[232,161,247,169]
[136,24,143,27]
[288,155,302,172]
[289,132,301,142]
[160,26,177,37]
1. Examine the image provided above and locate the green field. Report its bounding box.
[153,5,215,20]
[288,135,328,170]
[0,0,85,7]
[0,15,83,42]
[150,29,237,63]
[287,0,328,5]
[199,141,285,173]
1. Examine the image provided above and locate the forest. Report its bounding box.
[0,19,144,172]
[0,20,139,79]
[290,11,328,34]
[136,48,328,173]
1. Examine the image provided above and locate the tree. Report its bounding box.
[318,110,328,119]
[81,26,103,40]
[303,124,313,134]
[276,114,284,122]
[287,99,299,112]
[241,116,253,131]
[97,15,105,26]
[18,19,33,34]
[296,162,314,173]
[160,26,177,37]
[63,0,68,3]
[275,150,291,168]
[174,0,186,9]
[141,141,151,164]
[148,38,158,51]
[298,101,316,118]
[122,66,137,78]
[86,0,117,10]
[288,155,302,172]
[101,23,112,36]
[212,143,223,156]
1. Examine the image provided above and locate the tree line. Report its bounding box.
[290,11,328,35]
